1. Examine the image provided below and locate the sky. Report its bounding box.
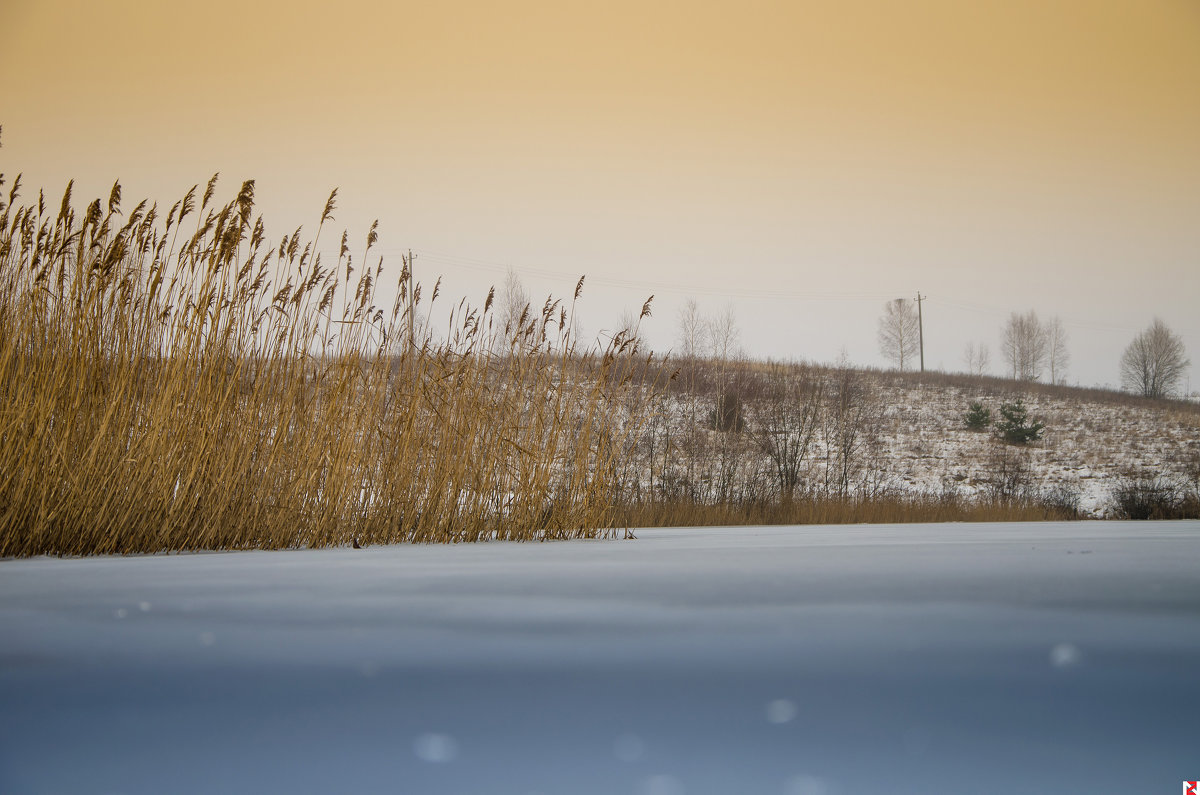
[2,0,1198,388]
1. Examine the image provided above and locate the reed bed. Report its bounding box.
[0,173,660,556]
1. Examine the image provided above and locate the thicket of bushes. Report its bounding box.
[1108,472,1200,520]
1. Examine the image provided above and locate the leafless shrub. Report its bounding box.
[982,441,1037,502]
[1108,472,1192,520]
[1039,483,1082,518]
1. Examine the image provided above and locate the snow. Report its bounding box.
[2,522,1200,793]
[644,376,1200,516]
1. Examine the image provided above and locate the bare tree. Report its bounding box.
[1001,310,1048,381]
[706,304,741,428]
[706,304,740,363]
[756,364,823,501]
[1046,316,1070,385]
[1120,318,1190,398]
[706,355,753,503]
[676,298,705,360]
[877,298,920,370]
[820,367,880,498]
[671,299,706,489]
[497,267,530,340]
[963,342,991,376]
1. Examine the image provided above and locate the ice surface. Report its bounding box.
[2,522,1199,793]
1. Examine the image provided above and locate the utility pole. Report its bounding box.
[916,292,925,373]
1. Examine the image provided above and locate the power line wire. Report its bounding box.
[380,246,1143,335]
[385,247,904,301]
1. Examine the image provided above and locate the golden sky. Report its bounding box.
[3,0,1198,384]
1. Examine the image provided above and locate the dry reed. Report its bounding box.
[0,173,660,556]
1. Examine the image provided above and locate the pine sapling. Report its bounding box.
[994,398,1044,445]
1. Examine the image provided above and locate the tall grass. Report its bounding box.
[0,173,660,556]
[619,493,1081,529]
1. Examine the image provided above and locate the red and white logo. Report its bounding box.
[1183,782,1198,795]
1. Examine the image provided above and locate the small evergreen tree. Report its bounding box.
[963,401,991,431]
[709,389,745,432]
[994,398,1044,445]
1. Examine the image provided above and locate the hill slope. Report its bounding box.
[636,363,1200,518]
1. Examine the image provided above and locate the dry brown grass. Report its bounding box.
[619,494,1081,528]
[0,174,660,556]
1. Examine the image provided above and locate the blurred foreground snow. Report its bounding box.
[2,522,1199,793]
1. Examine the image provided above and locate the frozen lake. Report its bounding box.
[2,522,1199,794]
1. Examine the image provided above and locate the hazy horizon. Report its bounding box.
[3,0,1197,389]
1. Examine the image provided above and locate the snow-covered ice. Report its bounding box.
[2,522,1199,793]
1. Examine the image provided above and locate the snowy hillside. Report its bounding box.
[632,363,1200,518]
[868,372,1200,515]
